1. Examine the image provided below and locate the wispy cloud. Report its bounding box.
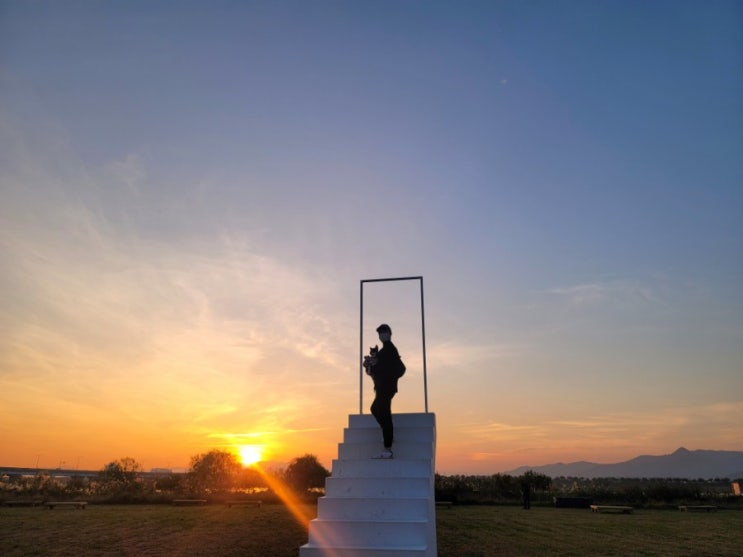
[547,279,663,306]
[428,339,523,370]
[0,105,357,467]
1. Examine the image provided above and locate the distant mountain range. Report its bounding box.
[507,448,743,479]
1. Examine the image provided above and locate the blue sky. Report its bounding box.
[1,0,741,473]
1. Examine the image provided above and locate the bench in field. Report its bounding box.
[679,505,717,512]
[44,501,87,510]
[225,500,262,508]
[590,505,633,514]
[173,499,207,506]
[435,501,453,509]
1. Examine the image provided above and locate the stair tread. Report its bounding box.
[303,543,428,549]
[329,475,431,480]
[319,495,429,503]
[310,516,428,524]
[302,545,428,553]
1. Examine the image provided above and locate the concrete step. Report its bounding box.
[338,441,434,460]
[349,413,436,429]
[300,545,428,557]
[300,413,437,556]
[317,496,430,521]
[331,458,432,478]
[307,518,427,547]
[343,427,434,444]
[325,476,431,498]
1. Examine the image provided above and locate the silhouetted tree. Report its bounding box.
[237,466,267,491]
[99,457,143,493]
[66,475,90,496]
[188,449,241,494]
[520,470,551,491]
[284,454,329,493]
[154,473,185,493]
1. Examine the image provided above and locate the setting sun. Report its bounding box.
[237,445,263,467]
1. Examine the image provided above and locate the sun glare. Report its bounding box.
[238,445,263,466]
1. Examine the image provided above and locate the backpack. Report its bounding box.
[396,357,406,378]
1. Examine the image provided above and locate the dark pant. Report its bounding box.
[371,391,395,448]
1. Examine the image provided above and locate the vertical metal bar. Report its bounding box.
[359,281,364,414]
[420,277,429,413]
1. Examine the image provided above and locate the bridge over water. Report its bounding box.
[0,466,180,479]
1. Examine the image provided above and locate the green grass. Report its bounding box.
[436,506,743,557]
[1,504,741,556]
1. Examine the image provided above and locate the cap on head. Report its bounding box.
[376,323,392,334]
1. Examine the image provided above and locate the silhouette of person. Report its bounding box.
[365,323,406,459]
[521,480,531,509]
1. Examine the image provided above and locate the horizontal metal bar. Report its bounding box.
[360,276,423,284]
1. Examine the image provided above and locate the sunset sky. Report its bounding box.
[1,1,741,475]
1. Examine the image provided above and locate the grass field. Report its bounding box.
[436,506,742,556]
[1,503,741,556]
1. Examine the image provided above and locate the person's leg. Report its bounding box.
[370,395,382,425]
[371,392,395,448]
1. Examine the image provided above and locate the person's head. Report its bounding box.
[376,323,392,342]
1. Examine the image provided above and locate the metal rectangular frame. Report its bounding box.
[359,276,428,414]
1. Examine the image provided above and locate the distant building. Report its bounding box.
[732,481,741,496]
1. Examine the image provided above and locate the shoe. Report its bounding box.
[380,449,394,459]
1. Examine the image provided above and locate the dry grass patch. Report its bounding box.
[0,503,315,557]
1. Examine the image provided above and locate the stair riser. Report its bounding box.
[349,413,436,429]
[344,427,434,443]
[338,443,434,460]
[331,459,432,478]
[308,520,428,547]
[317,497,429,520]
[300,546,427,557]
[325,477,430,498]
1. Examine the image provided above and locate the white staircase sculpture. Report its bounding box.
[300,412,437,556]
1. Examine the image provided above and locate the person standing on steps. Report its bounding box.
[363,323,406,459]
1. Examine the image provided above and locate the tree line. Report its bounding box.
[435,474,739,507]
[3,452,738,508]
[1,451,330,504]
[435,470,551,505]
